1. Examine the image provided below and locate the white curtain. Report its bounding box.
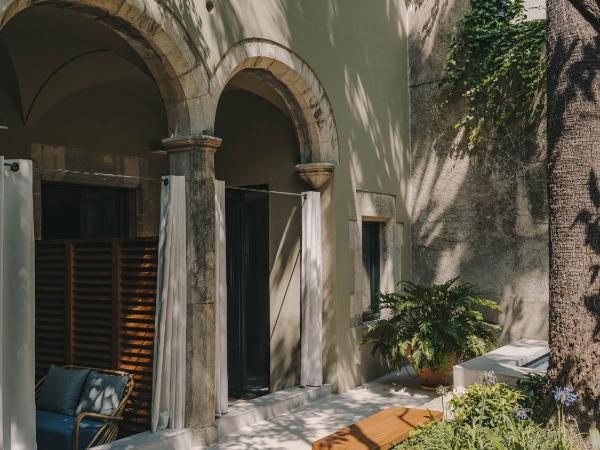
[300,191,323,387]
[151,175,187,432]
[0,158,36,450]
[215,180,228,415]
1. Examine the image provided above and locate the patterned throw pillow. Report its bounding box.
[76,371,128,416]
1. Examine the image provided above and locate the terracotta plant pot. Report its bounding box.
[406,351,457,390]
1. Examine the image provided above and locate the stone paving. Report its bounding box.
[208,370,443,450]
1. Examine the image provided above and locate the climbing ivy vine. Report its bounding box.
[439,0,546,146]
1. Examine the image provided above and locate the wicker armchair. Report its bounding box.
[35,365,134,450]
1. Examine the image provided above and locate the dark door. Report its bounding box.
[226,187,270,398]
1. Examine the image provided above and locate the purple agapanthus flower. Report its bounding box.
[513,405,532,420]
[553,386,578,407]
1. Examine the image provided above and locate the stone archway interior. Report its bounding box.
[0,4,181,239]
[0,4,168,156]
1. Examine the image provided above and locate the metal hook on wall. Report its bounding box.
[3,162,19,172]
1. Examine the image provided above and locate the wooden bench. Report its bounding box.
[311,407,442,450]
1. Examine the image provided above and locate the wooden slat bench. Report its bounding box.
[311,407,442,450]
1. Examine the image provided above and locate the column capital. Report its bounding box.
[296,162,335,190]
[162,134,222,152]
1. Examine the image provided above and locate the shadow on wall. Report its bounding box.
[408,0,549,342]
[207,1,410,200]
[0,0,411,393]
[160,0,210,73]
[206,1,410,391]
[280,1,410,391]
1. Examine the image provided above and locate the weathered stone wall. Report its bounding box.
[408,0,549,341]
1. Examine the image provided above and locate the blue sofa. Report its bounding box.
[35,365,134,450]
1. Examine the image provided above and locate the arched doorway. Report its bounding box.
[209,41,340,400]
[215,70,307,397]
[0,4,172,237]
[0,3,190,439]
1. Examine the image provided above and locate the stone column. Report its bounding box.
[162,134,222,447]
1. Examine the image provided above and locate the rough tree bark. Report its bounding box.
[569,0,600,32]
[548,0,600,423]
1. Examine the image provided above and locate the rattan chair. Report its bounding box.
[35,365,134,450]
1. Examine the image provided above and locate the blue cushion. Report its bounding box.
[36,409,104,450]
[76,371,128,416]
[37,365,90,415]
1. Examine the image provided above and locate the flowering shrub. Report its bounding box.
[513,405,532,420]
[553,386,578,408]
[553,385,579,449]
[397,419,566,450]
[450,381,523,428]
[396,373,581,450]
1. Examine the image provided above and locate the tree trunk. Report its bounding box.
[548,0,600,423]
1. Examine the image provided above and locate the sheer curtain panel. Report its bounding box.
[0,158,36,450]
[151,175,187,432]
[215,180,228,416]
[300,191,323,387]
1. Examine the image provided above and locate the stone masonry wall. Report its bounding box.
[408,0,549,341]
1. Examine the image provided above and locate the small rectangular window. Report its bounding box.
[362,221,381,314]
[42,182,132,239]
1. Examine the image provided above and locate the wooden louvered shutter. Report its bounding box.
[35,241,69,379]
[71,240,115,369]
[35,237,159,437]
[118,238,158,435]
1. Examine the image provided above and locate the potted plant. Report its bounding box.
[364,277,500,389]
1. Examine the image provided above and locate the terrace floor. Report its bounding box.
[208,369,443,450]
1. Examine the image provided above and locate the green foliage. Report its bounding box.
[396,378,578,450]
[395,418,571,450]
[439,0,546,146]
[515,374,548,423]
[450,382,523,428]
[364,278,500,371]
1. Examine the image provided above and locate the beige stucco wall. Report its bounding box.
[0,0,411,393]
[199,1,411,391]
[197,0,411,392]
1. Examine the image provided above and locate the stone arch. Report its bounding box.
[209,39,339,165]
[0,0,211,136]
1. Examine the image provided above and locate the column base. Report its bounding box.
[190,425,218,448]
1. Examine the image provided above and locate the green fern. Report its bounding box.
[364,278,500,371]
